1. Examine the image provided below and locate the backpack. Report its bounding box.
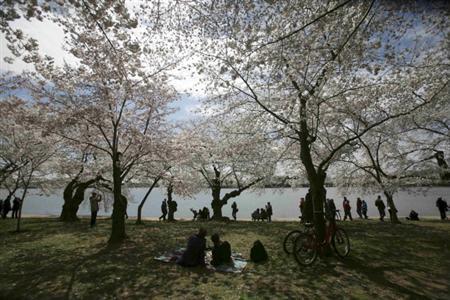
[250,240,268,263]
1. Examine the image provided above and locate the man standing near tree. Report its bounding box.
[375,195,386,221]
[90,192,102,227]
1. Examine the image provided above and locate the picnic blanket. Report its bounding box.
[154,247,247,273]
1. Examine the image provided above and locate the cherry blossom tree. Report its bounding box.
[0,97,59,231]
[186,0,449,238]
[18,1,181,243]
[179,119,278,219]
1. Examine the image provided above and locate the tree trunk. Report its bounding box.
[60,176,102,222]
[109,157,126,244]
[384,191,400,224]
[211,178,263,220]
[211,179,222,219]
[16,174,32,232]
[136,177,161,225]
[167,184,176,221]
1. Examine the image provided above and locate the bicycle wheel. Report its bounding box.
[293,232,317,266]
[283,230,302,254]
[332,227,350,258]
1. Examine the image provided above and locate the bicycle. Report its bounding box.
[293,221,350,266]
[282,216,308,254]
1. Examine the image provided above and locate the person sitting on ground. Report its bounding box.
[251,209,260,221]
[210,233,232,267]
[259,208,268,221]
[406,210,420,221]
[177,228,207,267]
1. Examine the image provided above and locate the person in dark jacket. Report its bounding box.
[406,210,420,221]
[361,200,368,219]
[231,202,238,221]
[159,199,167,221]
[12,196,21,219]
[2,197,11,219]
[266,202,273,222]
[210,233,232,266]
[375,195,386,221]
[0,199,3,217]
[356,198,363,219]
[343,197,352,221]
[436,197,448,220]
[177,228,207,267]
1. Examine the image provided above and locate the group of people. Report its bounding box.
[190,207,211,221]
[176,228,268,268]
[0,196,22,219]
[300,193,449,222]
[158,198,178,221]
[251,202,273,222]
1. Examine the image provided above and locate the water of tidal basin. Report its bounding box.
[9,187,449,220]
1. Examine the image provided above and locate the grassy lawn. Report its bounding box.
[0,218,449,300]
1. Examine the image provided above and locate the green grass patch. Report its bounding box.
[0,218,449,299]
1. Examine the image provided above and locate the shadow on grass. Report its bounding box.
[0,218,449,299]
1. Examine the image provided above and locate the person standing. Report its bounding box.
[159,199,167,221]
[2,197,11,219]
[436,197,448,220]
[168,198,178,221]
[343,197,353,221]
[89,192,102,227]
[266,202,273,222]
[325,198,337,223]
[375,195,386,221]
[356,198,363,219]
[231,201,238,221]
[11,196,21,219]
[361,200,368,219]
[0,199,3,217]
[299,197,305,222]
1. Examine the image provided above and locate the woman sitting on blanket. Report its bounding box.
[177,228,207,267]
[211,233,232,266]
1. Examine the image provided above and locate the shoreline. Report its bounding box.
[16,214,444,221]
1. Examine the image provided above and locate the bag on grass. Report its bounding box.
[250,240,268,263]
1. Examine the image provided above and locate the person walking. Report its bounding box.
[266,202,273,222]
[89,192,102,227]
[356,198,363,219]
[231,201,238,221]
[159,199,167,221]
[361,200,368,219]
[343,197,353,221]
[375,195,386,221]
[11,196,21,219]
[436,197,448,220]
